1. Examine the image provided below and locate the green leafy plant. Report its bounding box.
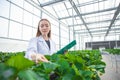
[0,50,106,80]
[105,49,120,54]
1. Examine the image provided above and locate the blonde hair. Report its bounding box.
[36,19,51,38]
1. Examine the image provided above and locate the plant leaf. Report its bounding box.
[18,69,43,80]
[5,54,34,70]
[43,62,59,73]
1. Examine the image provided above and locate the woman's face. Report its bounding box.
[39,20,51,36]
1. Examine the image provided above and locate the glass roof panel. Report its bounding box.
[43,6,58,18]
[32,0,39,4]
[75,17,83,24]
[84,20,110,28]
[38,0,53,4]
[33,0,120,37]
[115,0,120,7]
[52,3,69,17]
[60,19,68,25]
[114,20,120,25]
[79,3,99,13]
[83,12,114,23]
[64,1,71,8]
[77,0,94,4]
[74,25,87,30]
[83,10,115,18]
[67,8,77,16]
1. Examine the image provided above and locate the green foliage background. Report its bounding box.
[0,50,106,80]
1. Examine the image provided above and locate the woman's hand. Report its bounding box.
[31,53,48,63]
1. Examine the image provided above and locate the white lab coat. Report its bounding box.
[25,36,56,60]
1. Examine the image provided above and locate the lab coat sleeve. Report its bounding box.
[25,38,38,60]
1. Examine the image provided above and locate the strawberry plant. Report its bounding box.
[105,49,120,54]
[0,50,106,80]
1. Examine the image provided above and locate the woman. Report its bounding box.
[25,19,56,63]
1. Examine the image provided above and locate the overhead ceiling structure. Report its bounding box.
[32,0,120,37]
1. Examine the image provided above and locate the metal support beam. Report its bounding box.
[64,2,70,16]
[76,32,120,37]
[69,17,120,27]
[40,0,65,7]
[76,0,107,7]
[59,7,117,20]
[52,6,59,18]
[105,3,120,37]
[69,0,92,37]
[75,24,120,31]
[75,27,120,34]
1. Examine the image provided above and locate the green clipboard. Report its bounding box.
[56,40,76,54]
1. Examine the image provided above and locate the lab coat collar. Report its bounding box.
[37,36,51,50]
[37,36,51,41]
[38,36,45,41]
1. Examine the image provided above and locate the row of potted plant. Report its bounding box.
[105,49,120,54]
[0,50,106,80]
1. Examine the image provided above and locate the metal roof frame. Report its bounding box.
[40,0,65,7]
[105,3,120,37]
[31,0,120,37]
[68,0,92,37]
[59,7,117,20]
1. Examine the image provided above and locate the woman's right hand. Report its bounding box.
[31,53,48,63]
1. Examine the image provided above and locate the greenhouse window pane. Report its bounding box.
[76,30,89,33]
[53,3,63,11]
[22,25,32,40]
[62,18,80,26]
[106,35,117,40]
[51,25,59,36]
[74,26,86,31]
[0,18,9,37]
[62,9,69,17]
[11,0,24,8]
[32,28,37,37]
[50,18,59,26]
[44,6,58,18]
[61,38,69,47]
[78,0,92,4]
[61,26,69,39]
[0,0,10,18]
[9,21,22,39]
[52,34,59,45]
[113,25,120,29]
[87,22,110,29]
[83,10,114,18]
[33,7,40,16]
[53,3,69,17]
[80,4,97,13]
[104,0,116,9]
[114,20,120,25]
[68,8,77,16]
[64,1,71,8]
[32,0,38,4]
[33,16,40,28]
[10,4,23,22]
[74,25,86,30]
[75,18,83,24]
[115,0,120,7]
[38,0,53,4]
[92,36,105,41]
[24,1,33,12]
[23,11,33,26]
[84,13,114,23]
[60,19,68,25]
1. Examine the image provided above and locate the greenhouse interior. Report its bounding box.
[0,0,120,80]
